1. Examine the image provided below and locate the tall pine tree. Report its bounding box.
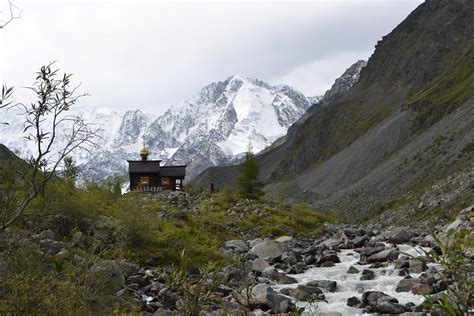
[237,151,264,200]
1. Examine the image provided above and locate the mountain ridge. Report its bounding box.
[194,0,474,222]
[0,75,315,180]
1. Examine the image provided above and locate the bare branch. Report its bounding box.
[0,0,21,29]
[1,63,99,230]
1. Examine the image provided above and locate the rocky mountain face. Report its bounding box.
[194,0,474,222]
[287,60,367,138]
[318,60,367,107]
[146,76,311,178]
[0,76,310,180]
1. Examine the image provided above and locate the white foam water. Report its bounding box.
[273,244,432,315]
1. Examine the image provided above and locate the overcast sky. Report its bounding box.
[1,0,423,114]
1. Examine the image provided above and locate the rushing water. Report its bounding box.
[273,244,432,315]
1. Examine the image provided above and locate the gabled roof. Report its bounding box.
[127,160,186,177]
[128,160,161,173]
[159,165,186,177]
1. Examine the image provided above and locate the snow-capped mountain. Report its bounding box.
[0,104,125,166]
[157,76,311,177]
[0,75,311,180]
[317,60,367,107]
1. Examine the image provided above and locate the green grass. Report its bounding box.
[405,41,474,130]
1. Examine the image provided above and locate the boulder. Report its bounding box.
[357,245,385,257]
[251,258,271,274]
[396,278,420,292]
[409,259,428,273]
[281,251,298,265]
[347,266,360,274]
[360,269,376,281]
[127,274,149,287]
[343,227,361,238]
[367,248,399,263]
[376,301,406,314]
[306,280,337,292]
[224,240,249,253]
[289,284,325,301]
[394,258,410,269]
[90,260,126,291]
[158,287,178,309]
[411,283,433,295]
[352,235,370,248]
[386,227,413,244]
[317,250,340,265]
[224,266,246,284]
[286,262,307,274]
[362,291,398,306]
[347,296,362,307]
[249,239,287,262]
[261,267,297,284]
[38,229,55,240]
[250,283,293,313]
[39,239,64,254]
[321,231,350,248]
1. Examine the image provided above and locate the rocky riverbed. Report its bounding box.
[119,205,472,315]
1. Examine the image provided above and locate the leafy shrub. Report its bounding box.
[423,229,473,315]
[0,235,136,315]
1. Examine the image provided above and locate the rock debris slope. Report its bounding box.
[194,0,474,222]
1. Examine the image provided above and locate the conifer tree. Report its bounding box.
[237,151,264,200]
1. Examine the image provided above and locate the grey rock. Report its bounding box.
[410,283,434,295]
[38,229,55,240]
[281,251,298,265]
[376,301,406,314]
[367,248,399,263]
[396,278,420,292]
[362,291,398,306]
[352,235,370,248]
[261,267,297,284]
[347,296,362,307]
[321,231,350,248]
[360,269,376,281]
[320,261,335,267]
[39,239,64,254]
[358,245,385,257]
[224,240,249,253]
[158,287,178,309]
[127,274,149,287]
[90,260,126,291]
[306,280,337,292]
[251,258,271,274]
[250,283,293,313]
[347,266,360,274]
[386,227,413,244]
[318,250,340,265]
[409,259,428,273]
[289,284,325,301]
[249,238,287,262]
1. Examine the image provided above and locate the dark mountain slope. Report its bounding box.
[268,0,473,181]
[194,0,474,221]
[0,144,16,161]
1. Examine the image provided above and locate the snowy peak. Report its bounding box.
[322,60,367,104]
[114,109,149,147]
[0,74,311,181]
[160,75,311,177]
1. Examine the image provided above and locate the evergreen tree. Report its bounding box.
[62,156,78,186]
[237,151,264,200]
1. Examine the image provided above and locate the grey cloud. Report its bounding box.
[1,0,423,113]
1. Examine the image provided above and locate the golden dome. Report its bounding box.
[139,146,149,157]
